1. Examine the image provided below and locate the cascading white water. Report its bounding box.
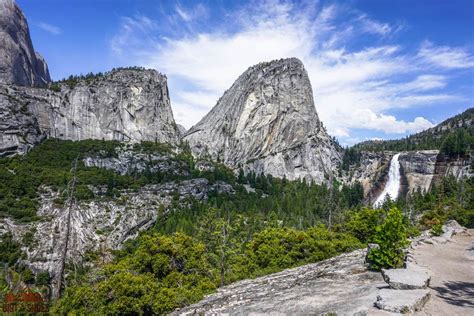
[373,153,401,208]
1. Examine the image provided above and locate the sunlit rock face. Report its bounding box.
[0,69,181,156]
[0,0,51,87]
[184,58,342,184]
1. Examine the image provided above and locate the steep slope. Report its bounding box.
[184,58,341,183]
[0,0,51,86]
[0,68,181,156]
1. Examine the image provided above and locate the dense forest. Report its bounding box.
[1,138,472,314]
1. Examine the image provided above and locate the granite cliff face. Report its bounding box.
[184,58,341,184]
[0,68,181,156]
[0,146,234,286]
[0,0,51,87]
[348,150,472,203]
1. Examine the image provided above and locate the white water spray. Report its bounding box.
[374,153,401,208]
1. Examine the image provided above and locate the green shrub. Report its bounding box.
[367,207,409,270]
[53,233,216,314]
[430,221,443,236]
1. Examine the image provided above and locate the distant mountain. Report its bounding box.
[184,58,341,184]
[352,108,473,154]
[0,0,51,86]
[0,68,181,156]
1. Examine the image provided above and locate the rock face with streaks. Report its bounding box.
[183,58,341,184]
[0,0,51,87]
[0,178,234,282]
[0,68,181,156]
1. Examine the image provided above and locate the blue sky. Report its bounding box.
[18,0,474,146]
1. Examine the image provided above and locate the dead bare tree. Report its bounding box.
[51,156,78,301]
[317,147,336,230]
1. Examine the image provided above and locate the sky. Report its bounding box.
[17,0,474,146]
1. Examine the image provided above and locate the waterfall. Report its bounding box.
[374,153,401,208]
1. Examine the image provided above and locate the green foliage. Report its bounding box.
[341,146,362,171]
[0,138,238,221]
[344,208,385,243]
[35,272,51,287]
[49,82,61,92]
[406,176,474,229]
[0,232,23,266]
[430,221,443,236]
[367,207,409,270]
[54,233,216,314]
[244,225,362,276]
[440,128,472,157]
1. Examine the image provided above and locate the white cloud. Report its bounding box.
[418,41,474,69]
[357,14,391,35]
[334,109,434,134]
[110,1,472,144]
[37,22,62,35]
[175,5,190,21]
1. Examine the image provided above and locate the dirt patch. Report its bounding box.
[413,229,474,315]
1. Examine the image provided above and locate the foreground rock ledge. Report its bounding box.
[173,249,387,315]
[375,289,431,313]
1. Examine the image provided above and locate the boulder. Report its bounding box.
[375,289,430,313]
[382,268,430,290]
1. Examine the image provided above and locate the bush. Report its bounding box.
[430,222,443,236]
[53,233,216,314]
[367,207,408,270]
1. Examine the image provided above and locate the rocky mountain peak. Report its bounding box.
[0,67,181,156]
[184,57,341,183]
[0,0,51,87]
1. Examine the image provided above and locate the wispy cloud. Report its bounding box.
[37,22,62,35]
[357,14,392,35]
[109,0,473,144]
[418,41,474,69]
[175,3,209,22]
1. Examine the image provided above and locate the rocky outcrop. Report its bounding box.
[0,178,234,281]
[174,249,386,315]
[0,68,181,156]
[0,87,46,156]
[346,151,391,201]
[375,289,431,313]
[0,0,51,87]
[84,149,188,177]
[382,268,430,290]
[183,58,341,184]
[177,124,187,137]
